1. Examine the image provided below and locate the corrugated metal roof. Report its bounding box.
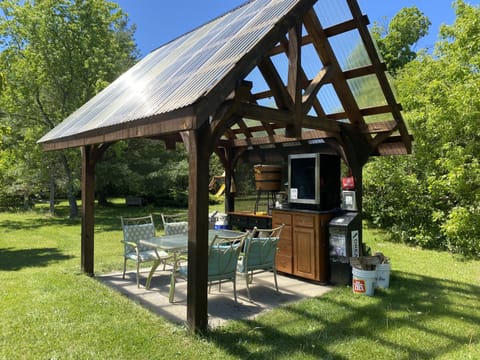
[39,0,302,144]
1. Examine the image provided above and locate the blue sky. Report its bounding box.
[113,0,480,57]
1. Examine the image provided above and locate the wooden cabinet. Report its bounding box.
[272,209,333,283]
[272,211,293,273]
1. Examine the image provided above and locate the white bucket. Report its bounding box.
[352,267,376,296]
[376,263,391,289]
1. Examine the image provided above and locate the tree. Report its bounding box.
[0,0,137,217]
[364,0,480,256]
[371,7,430,74]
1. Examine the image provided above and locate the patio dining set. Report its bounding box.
[120,214,284,304]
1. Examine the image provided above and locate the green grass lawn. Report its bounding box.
[0,201,479,359]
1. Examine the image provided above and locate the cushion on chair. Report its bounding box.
[164,221,188,235]
[123,223,156,252]
[237,237,278,273]
[178,264,188,277]
[125,249,166,262]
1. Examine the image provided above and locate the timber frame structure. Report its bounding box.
[39,0,411,333]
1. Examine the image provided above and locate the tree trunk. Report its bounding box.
[59,151,79,219]
[49,176,55,215]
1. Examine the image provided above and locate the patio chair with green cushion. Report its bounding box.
[172,232,248,303]
[237,224,285,301]
[121,214,169,288]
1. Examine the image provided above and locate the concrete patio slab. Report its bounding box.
[97,267,332,329]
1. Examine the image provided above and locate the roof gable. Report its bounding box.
[39,0,313,144]
[38,0,411,158]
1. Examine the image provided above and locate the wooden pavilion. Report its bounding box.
[38,0,411,333]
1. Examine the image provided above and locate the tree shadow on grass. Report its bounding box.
[0,217,80,232]
[0,247,74,271]
[208,270,480,359]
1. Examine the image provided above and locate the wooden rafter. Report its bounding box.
[345,0,411,152]
[258,57,294,111]
[303,9,366,128]
[302,65,333,115]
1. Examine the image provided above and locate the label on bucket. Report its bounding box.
[353,279,366,293]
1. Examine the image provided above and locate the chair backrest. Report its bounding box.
[161,213,188,235]
[208,233,247,280]
[243,224,285,269]
[253,224,284,238]
[121,215,156,253]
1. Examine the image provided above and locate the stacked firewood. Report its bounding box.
[350,252,390,270]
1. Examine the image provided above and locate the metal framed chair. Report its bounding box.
[161,213,188,235]
[172,232,248,303]
[237,224,284,301]
[120,214,169,287]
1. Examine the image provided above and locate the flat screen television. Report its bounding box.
[288,153,321,208]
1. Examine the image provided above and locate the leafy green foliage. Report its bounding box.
[371,7,430,74]
[364,1,480,256]
[0,0,137,214]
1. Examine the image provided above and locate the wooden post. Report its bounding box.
[80,144,110,276]
[286,22,303,137]
[186,123,211,333]
[81,145,96,276]
[224,146,236,213]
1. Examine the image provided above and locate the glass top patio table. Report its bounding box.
[140,229,246,300]
[141,229,245,251]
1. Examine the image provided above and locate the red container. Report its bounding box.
[342,176,355,190]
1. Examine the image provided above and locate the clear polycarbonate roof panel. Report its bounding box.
[363,114,395,125]
[347,74,387,109]
[328,30,371,71]
[301,43,325,81]
[316,83,344,115]
[314,0,352,28]
[39,0,303,143]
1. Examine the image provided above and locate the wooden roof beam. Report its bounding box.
[346,0,411,153]
[268,15,369,56]
[326,104,402,121]
[237,102,340,133]
[258,57,294,111]
[361,120,398,134]
[303,8,366,128]
[230,128,336,148]
[302,65,333,115]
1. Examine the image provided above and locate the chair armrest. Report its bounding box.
[120,240,138,248]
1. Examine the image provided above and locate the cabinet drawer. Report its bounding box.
[229,215,248,229]
[272,211,292,225]
[249,216,272,229]
[276,254,292,273]
[294,214,315,228]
